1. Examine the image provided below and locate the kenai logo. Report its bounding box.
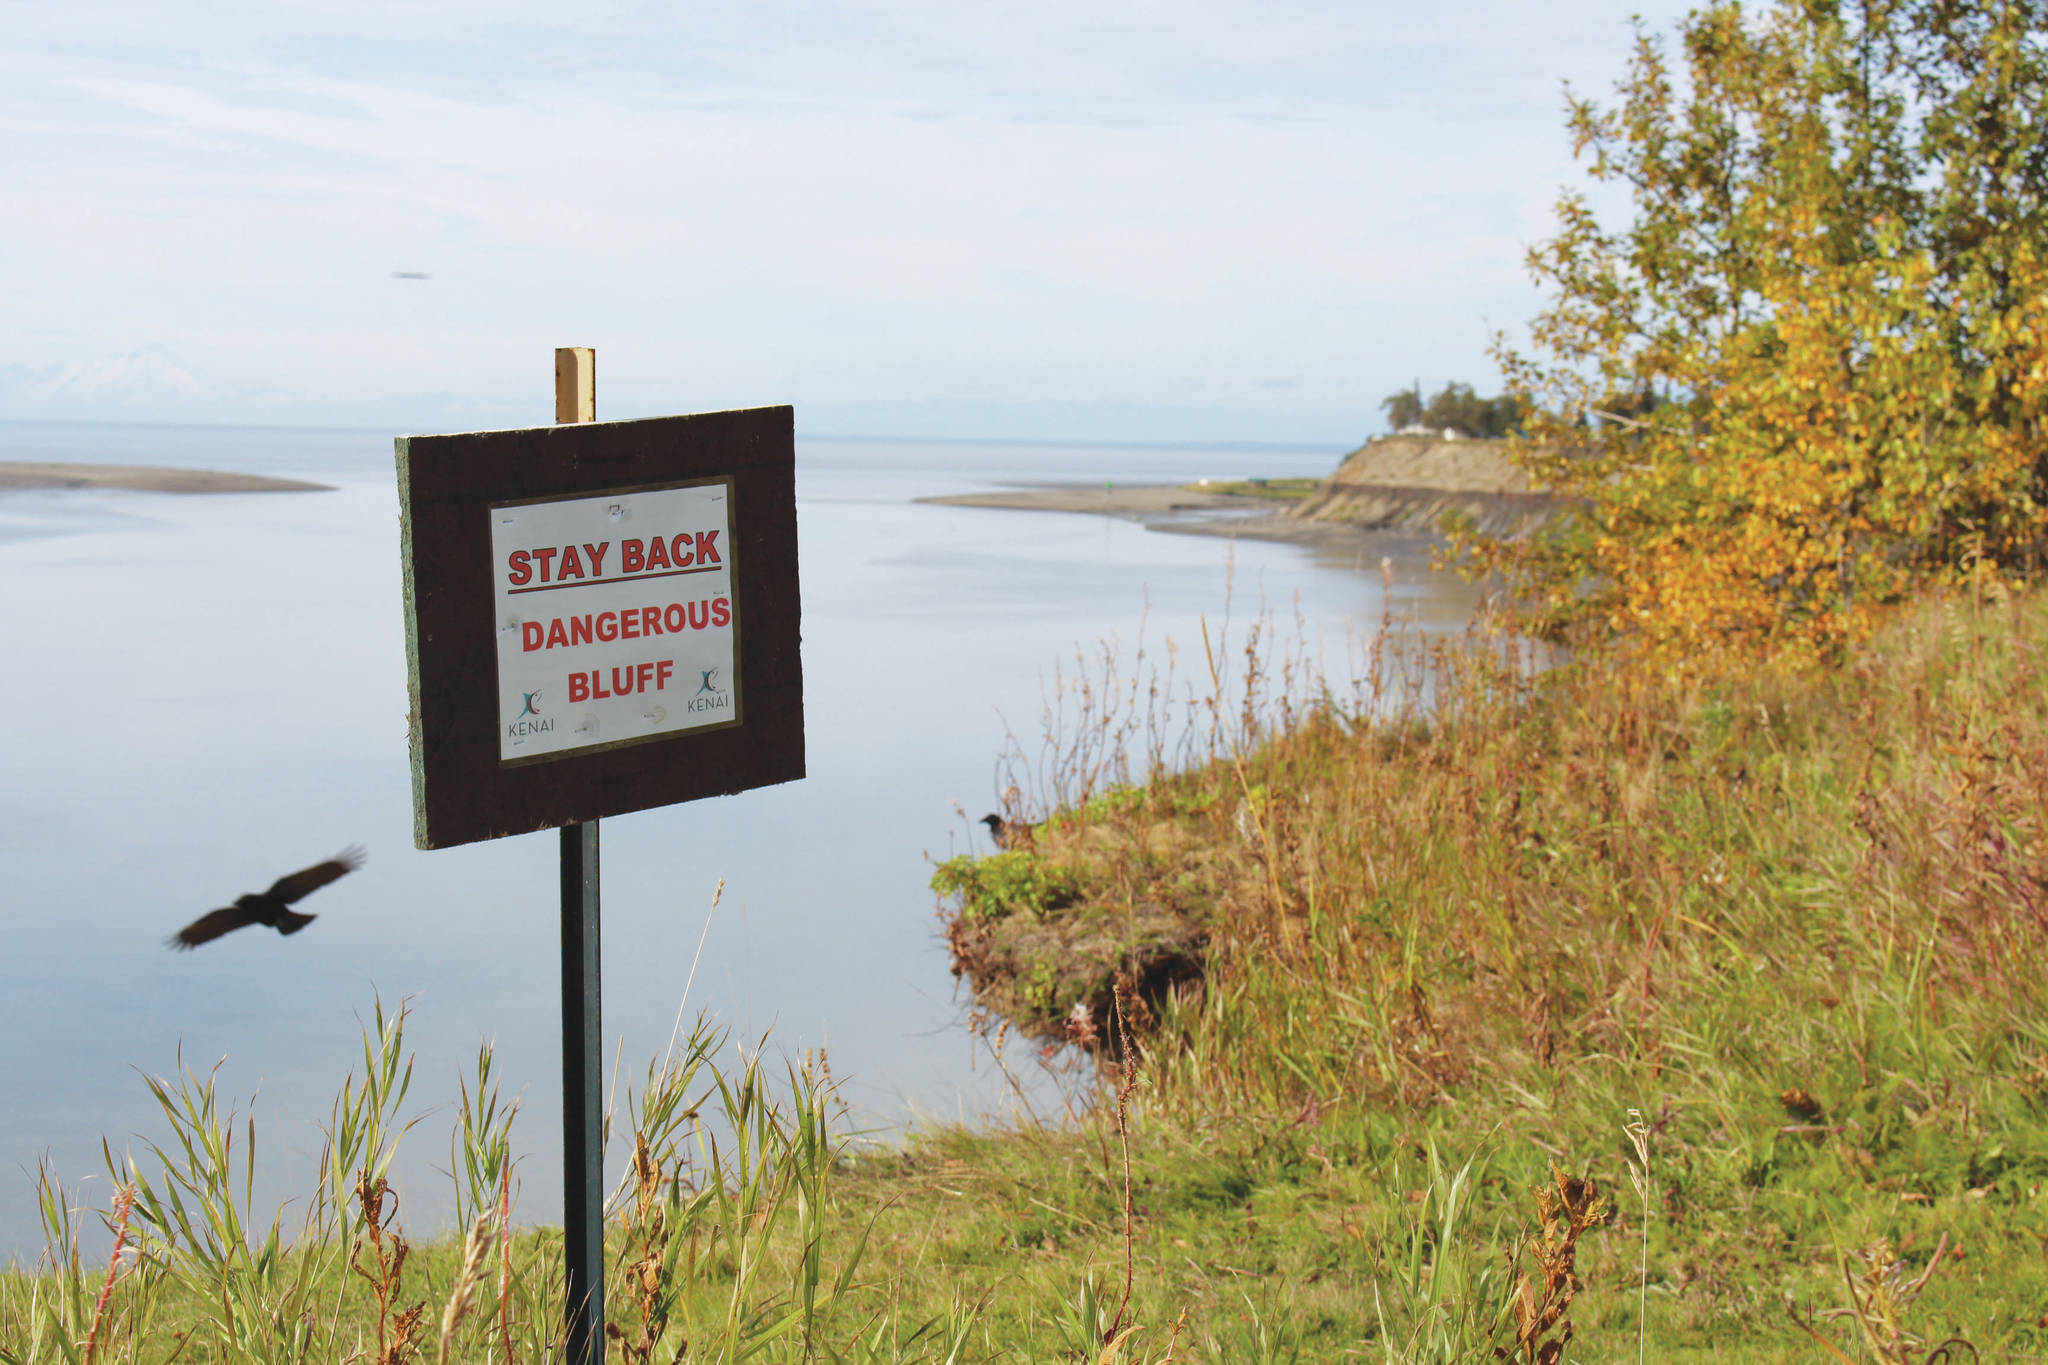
[688,667,732,715]
[507,688,555,739]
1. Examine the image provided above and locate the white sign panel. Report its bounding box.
[491,479,738,762]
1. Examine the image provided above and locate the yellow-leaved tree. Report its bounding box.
[1468,0,2048,659]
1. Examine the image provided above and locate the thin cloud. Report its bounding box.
[0,0,1693,440]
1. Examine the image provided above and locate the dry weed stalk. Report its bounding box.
[350,1170,425,1364]
[1495,1168,1609,1365]
[434,1213,494,1365]
[1159,1305,1190,1362]
[1621,1109,1651,1365]
[495,1164,516,1365]
[1200,615,1289,944]
[1106,983,1143,1344]
[607,1130,680,1364]
[79,1183,135,1365]
[1784,1234,1975,1365]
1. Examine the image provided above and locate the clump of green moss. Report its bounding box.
[929,850,1082,922]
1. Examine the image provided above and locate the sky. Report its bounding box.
[0,0,1691,444]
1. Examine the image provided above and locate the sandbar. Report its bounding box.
[0,461,334,494]
[917,482,1379,549]
[919,483,1249,519]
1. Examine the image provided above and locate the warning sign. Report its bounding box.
[396,405,803,849]
[492,479,738,762]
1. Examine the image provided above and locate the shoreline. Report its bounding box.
[0,461,334,494]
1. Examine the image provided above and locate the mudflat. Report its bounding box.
[0,461,334,493]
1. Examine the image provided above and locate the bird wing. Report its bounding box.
[170,904,258,950]
[264,845,366,905]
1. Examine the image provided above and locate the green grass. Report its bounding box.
[13,585,2048,1360]
[1180,477,1320,501]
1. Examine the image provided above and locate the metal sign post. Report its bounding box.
[395,351,804,1365]
[560,814,602,1362]
[553,347,605,1364]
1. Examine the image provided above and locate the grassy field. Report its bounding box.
[10,584,2048,1361]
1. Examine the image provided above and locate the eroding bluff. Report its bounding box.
[1286,435,1566,538]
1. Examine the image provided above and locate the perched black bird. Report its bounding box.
[980,813,1034,852]
[168,846,365,950]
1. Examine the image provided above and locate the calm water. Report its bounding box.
[0,419,1481,1257]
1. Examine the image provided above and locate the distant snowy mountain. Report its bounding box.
[0,346,213,420]
[0,347,535,430]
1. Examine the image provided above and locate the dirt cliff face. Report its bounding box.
[1315,435,1533,493]
[1286,435,1565,537]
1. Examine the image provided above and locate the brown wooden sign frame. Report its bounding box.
[397,405,803,848]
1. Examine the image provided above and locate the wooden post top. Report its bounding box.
[555,348,595,424]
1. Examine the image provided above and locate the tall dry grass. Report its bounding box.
[934,580,2048,1353]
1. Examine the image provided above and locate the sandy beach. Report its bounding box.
[0,461,334,494]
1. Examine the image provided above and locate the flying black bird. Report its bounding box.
[980,814,1034,852]
[168,846,365,950]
